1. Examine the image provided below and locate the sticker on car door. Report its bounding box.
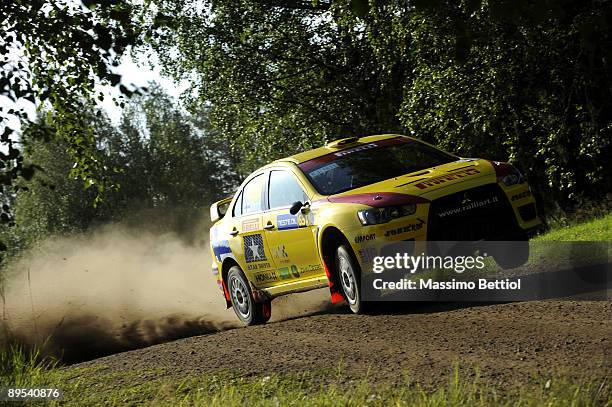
[243,234,267,263]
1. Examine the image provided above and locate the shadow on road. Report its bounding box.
[273,261,610,321]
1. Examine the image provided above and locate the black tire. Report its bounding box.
[227,266,271,326]
[489,232,529,270]
[335,245,370,314]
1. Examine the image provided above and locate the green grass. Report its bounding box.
[0,346,610,406]
[0,352,609,407]
[0,344,57,388]
[534,213,612,241]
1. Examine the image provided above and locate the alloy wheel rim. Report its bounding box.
[339,256,357,304]
[230,275,251,318]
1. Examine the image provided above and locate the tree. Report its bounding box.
[0,0,142,248]
[398,0,612,206]
[146,0,611,209]
[1,86,236,264]
[0,112,116,262]
[148,0,410,173]
[108,85,236,210]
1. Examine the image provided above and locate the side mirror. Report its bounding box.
[290,201,310,215]
[289,201,303,215]
[210,197,232,223]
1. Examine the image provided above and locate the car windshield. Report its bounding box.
[298,138,457,195]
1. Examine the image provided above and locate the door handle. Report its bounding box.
[229,229,239,236]
[263,223,275,230]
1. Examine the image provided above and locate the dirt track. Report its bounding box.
[74,296,611,388]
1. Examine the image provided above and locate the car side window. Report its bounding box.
[268,170,308,209]
[232,191,243,217]
[242,174,264,214]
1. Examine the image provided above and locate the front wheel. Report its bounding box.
[489,232,529,270]
[227,266,271,326]
[335,245,369,314]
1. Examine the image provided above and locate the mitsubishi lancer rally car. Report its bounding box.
[209,135,542,325]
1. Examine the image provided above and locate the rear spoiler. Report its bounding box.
[210,196,233,223]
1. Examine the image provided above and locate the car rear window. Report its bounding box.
[298,138,457,195]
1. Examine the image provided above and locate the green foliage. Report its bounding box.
[94,85,238,240]
[0,0,143,249]
[399,0,612,208]
[0,86,235,264]
[109,86,235,211]
[0,112,110,262]
[148,0,408,174]
[0,344,55,387]
[146,0,611,210]
[534,212,612,241]
[3,0,610,255]
[7,123,102,253]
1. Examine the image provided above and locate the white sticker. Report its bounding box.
[309,162,339,178]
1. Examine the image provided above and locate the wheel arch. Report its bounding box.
[319,226,351,267]
[220,257,240,307]
[319,225,355,303]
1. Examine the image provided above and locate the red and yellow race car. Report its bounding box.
[209,135,541,325]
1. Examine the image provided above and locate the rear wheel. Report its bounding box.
[227,266,271,326]
[335,245,369,314]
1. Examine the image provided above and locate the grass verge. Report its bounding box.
[0,349,609,406]
[535,213,611,241]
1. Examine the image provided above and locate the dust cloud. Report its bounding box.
[0,223,332,363]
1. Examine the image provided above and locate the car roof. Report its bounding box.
[272,134,410,165]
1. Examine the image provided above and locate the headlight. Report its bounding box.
[492,161,524,186]
[500,172,523,186]
[357,204,416,225]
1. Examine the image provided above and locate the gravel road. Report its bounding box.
[74,299,611,388]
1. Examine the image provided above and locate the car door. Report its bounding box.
[262,169,324,284]
[227,173,277,287]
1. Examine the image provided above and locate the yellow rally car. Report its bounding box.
[209,135,541,325]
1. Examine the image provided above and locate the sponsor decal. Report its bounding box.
[511,190,532,201]
[277,265,300,279]
[278,266,291,279]
[355,233,376,244]
[310,162,339,178]
[334,143,378,157]
[299,137,406,172]
[298,210,315,227]
[247,262,272,271]
[384,219,425,237]
[297,213,308,227]
[359,247,377,264]
[242,218,260,232]
[255,270,278,283]
[271,245,288,258]
[299,264,322,274]
[277,214,299,230]
[210,226,232,261]
[414,168,481,189]
[437,196,499,218]
[243,234,267,263]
